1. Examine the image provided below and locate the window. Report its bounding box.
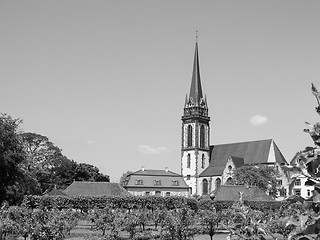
[187,125,193,147]
[279,188,287,196]
[187,154,191,168]
[215,178,221,189]
[202,179,208,195]
[294,189,301,196]
[294,179,301,186]
[228,165,232,172]
[307,189,311,197]
[201,154,205,169]
[166,192,171,197]
[155,191,161,196]
[135,179,143,185]
[145,192,150,196]
[154,180,161,186]
[226,177,233,185]
[277,180,283,186]
[187,175,191,180]
[172,180,179,186]
[200,125,205,148]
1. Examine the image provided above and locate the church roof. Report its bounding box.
[200,139,287,177]
[63,181,130,197]
[210,185,274,201]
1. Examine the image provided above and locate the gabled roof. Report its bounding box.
[211,185,274,201]
[200,139,287,177]
[230,156,244,168]
[126,169,189,189]
[63,181,130,197]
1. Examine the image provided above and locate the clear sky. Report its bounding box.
[1,1,320,182]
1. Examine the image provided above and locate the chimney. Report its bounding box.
[141,166,145,171]
[165,167,168,172]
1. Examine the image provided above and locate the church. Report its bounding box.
[181,41,289,197]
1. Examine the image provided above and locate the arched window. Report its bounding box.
[200,125,205,148]
[215,178,221,189]
[187,125,193,147]
[187,154,191,168]
[226,177,233,185]
[201,154,205,168]
[202,179,208,195]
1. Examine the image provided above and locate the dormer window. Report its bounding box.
[228,165,232,172]
[135,179,143,185]
[154,180,161,186]
[172,180,179,186]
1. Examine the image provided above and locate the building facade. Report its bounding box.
[181,42,290,199]
[125,168,190,197]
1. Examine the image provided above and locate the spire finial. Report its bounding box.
[196,28,198,43]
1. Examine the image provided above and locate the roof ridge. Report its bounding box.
[212,139,273,146]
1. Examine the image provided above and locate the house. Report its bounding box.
[124,168,190,197]
[63,181,130,197]
[180,41,289,199]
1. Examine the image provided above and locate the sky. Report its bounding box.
[1,1,320,182]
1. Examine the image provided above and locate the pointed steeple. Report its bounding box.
[189,42,203,106]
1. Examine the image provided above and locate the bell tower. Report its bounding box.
[181,41,210,196]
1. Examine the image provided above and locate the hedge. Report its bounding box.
[22,195,290,213]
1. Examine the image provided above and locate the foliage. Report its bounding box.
[0,205,78,240]
[232,164,278,198]
[0,114,26,205]
[119,171,133,187]
[88,206,120,237]
[198,209,221,240]
[161,205,197,240]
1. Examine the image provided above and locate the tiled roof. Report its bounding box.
[130,169,181,177]
[126,169,189,189]
[230,156,244,168]
[63,181,130,197]
[200,139,287,177]
[211,185,274,201]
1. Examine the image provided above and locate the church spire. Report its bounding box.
[189,42,203,106]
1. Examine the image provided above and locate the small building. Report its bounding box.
[210,185,275,202]
[124,168,190,197]
[63,181,130,197]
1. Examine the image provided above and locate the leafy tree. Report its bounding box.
[232,165,278,198]
[0,114,26,204]
[198,209,221,240]
[119,171,133,187]
[74,163,109,182]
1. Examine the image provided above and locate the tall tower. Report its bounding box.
[181,41,210,196]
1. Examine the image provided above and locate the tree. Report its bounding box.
[119,171,133,187]
[232,165,278,197]
[0,114,26,204]
[74,163,109,182]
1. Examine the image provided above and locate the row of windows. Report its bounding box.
[135,179,180,186]
[186,153,206,168]
[186,125,206,148]
[293,189,313,197]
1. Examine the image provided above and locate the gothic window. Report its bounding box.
[226,177,233,185]
[200,125,205,148]
[187,125,193,147]
[202,179,208,195]
[201,154,205,169]
[187,154,191,168]
[215,178,221,189]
